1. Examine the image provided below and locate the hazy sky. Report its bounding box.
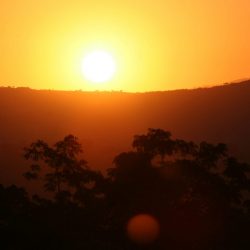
[1,0,250,92]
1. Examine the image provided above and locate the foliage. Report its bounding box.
[1,129,250,250]
[23,135,102,205]
[107,128,250,249]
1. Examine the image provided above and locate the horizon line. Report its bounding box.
[1,78,250,94]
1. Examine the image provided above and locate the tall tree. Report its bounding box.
[24,135,102,205]
[107,128,250,250]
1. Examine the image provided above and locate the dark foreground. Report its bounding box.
[1,129,250,250]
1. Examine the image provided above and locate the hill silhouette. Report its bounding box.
[1,80,250,189]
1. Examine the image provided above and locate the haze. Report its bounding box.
[1,0,250,91]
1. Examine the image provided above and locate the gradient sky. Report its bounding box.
[1,0,250,92]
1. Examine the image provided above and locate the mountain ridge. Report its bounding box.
[2,79,250,93]
[1,80,250,189]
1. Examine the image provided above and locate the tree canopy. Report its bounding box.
[0,128,250,250]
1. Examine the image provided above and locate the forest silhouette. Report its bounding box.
[0,128,250,250]
[1,81,250,191]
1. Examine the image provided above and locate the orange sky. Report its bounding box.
[0,0,250,92]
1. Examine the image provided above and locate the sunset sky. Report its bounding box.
[1,0,250,92]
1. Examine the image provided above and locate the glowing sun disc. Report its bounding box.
[81,50,116,83]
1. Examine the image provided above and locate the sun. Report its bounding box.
[81,50,116,83]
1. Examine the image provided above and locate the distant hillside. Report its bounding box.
[1,80,250,188]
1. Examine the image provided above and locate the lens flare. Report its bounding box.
[127,214,160,245]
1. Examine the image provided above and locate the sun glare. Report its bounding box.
[81,50,116,83]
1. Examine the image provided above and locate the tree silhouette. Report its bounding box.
[23,135,102,205]
[107,128,250,250]
[1,129,249,250]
